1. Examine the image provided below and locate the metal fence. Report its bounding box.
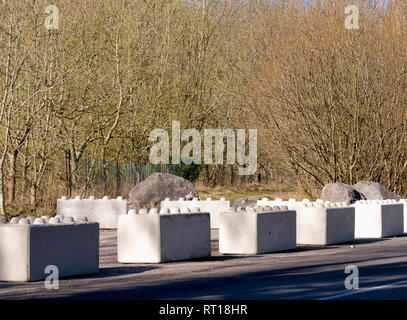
[75,159,272,196]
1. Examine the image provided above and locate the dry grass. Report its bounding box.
[195,182,307,202]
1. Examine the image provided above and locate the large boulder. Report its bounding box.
[128,173,198,210]
[232,197,257,208]
[353,181,401,200]
[320,182,366,204]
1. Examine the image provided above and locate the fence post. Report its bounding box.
[116,159,121,197]
[137,160,143,183]
[64,149,72,198]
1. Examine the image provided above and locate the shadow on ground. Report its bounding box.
[65,266,160,280]
[49,257,407,300]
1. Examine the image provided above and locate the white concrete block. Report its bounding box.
[0,221,99,282]
[219,210,296,254]
[353,202,404,238]
[160,198,231,228]
[296,206,355,245]
[57,196,127,229]
[117,211,211,263]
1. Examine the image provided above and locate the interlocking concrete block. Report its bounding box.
[296,204,355,245]
[57,196,127,228]
[118,209,211,263]
[353,200,404,238]
[160,198,230,228]
[0,220,99,282]
[219,209,296,254]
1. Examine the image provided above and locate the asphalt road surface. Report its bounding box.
[1,229,407,300]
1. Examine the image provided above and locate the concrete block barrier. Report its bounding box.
[353,200,403,238]
[118,208,211,263]
[218,207,296,254]
[296,203,355,245]
[0,218,99,282]
[57,196,127,229]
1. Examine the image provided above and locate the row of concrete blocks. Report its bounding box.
[2,199,406,282]
[257,197,349,210]
[220,201,406,253]
[227,200,403,249]
[117,205,299,263]
[8,215,89,225]
[129,207,203,215]
[259,198,406,239]
[0,210,211,282]
[56,196,231,229]
[117,204,350,262]
[220,204,353,252]
[55,194,405,231]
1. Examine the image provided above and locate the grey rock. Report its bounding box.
[353,181,401,200]
[321,182,366,205]
[128,173,198,210]
[232,198,257,208]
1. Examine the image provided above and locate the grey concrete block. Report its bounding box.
[118,211,211,263]
[296,206,355,245]
[219,210,297,254]
[353,201,404,238]
[0,222,99,282]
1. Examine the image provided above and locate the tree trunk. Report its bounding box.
[230,166,235,185]
[64,149,72,198]
[84,155,89,189]
[70,146,79,190]
[30,184,37,208]
[7,150,17,203]
[0,170,6,220]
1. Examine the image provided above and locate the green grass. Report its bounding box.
[5,202,56,219]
